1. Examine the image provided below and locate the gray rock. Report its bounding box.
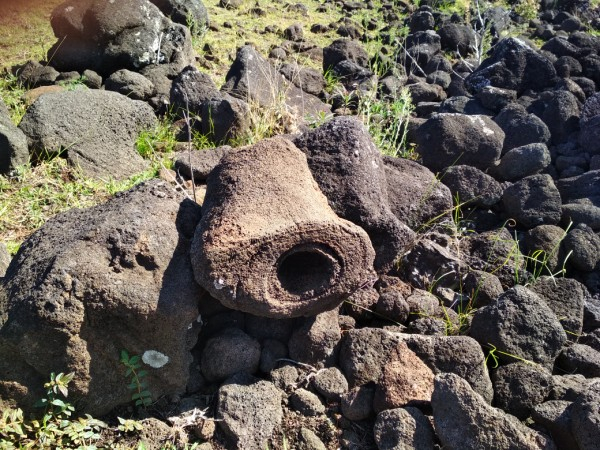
[561,203,600,231]
[294,117,415,273]
[563,225,600,271]
[441,164,503,207]
[290,388,325,416]
[15,60,60,88]
[201,94,251,144]
[550,374,596,402]
[384,155,453,231]
[530,277,586,340]
[173,145,232,182]
[415,113,504,173]
[557,344,600,378]
[438,23,477,56]
[259,339,287,374]
[460,227,526,288]
[48,0,194,75]
[0,243,10,278]
[494,103,551,152]
[432,373,557,450]
[502,174,562,228]
[0,180,202,415]
[476,86,516,112]
[523,225,569,276]
[340,385,375,421]
[465,38,557,95]
[148,0,209,33]
[492,362,553,420]
[217,374,283,449]
[312,367,348,401]
[105,69,155,101]
[579,93,600,155]
[270,365,299,392]
[280,64,325,97]
[323,38,369,72]
[373,407,437,450]
[492,143,551,182]
[532,401,578,450]
[0,102,29,175]
[288,310,341,368]
[570,380,600,450]
[461,269,504,307]
[584,297,600,331]
[339,328,493,402]
[223,45,330,123]
[297,428,327,450]
[19,89,155,180]
[407,81,447,103]
[401,237,463,291]
[170,65,221,117]
[200,328,261,382]
[469,285,567,368]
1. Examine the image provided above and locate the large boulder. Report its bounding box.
[18,89,156,180]
[0,180,203,415]
[465,37,557,95]
[48,0,194,76]
[294,117,415,273]
[191,137,376,318]
[415,113,505,173]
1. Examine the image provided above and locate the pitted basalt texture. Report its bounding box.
[191,137,376,318]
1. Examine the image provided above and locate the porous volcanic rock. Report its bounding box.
[294,117,415,273]
[465,37,557,95]
[191,137,376,318]
[0,180,202,415]
[432,373,557,450]
[18,89,156,180]
[48,0,194,75]
[216,374,283,450]
[415,113,504,173]
[469,285,567,369]
[0,100,28,175]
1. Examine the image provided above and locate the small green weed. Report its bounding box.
[356,87,414,158]
[484,343,537,368]
[0,372,108,449]
[120,350,152,408]
[0,72,27,124]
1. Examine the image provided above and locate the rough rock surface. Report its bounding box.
[415,113,505,173]
[0,100,28,175]
[0,180,202,415]
[469,285,567,368]
[432,373,556,450]
[48,0,194,75]
[502,174,562,228]
[216,374,284,450]
[570,380,600,450]
[465,37,557,95]
[383,156,453,230]
[18,89,156,180]
[191,137,376,318]
[294,117,415,272]
[373,407,437,450]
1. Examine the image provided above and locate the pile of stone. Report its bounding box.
[0,0,599,449]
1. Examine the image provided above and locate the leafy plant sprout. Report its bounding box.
[120,350,152,408]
